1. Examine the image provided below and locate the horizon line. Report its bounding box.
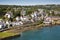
[0,4,60,6]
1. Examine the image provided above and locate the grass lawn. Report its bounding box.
[0,31,17,38]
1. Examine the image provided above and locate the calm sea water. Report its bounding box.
[10,25,60,40]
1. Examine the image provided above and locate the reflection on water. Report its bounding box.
[9,25,60,40]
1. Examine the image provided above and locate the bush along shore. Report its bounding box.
[0,21,60,40]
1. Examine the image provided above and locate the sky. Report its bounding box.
[0,0,60,6]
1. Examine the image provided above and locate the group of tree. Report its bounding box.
[0,4,60,18]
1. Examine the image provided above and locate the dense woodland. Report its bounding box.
[0,4,60,18]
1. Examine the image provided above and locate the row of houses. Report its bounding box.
[0,9,46,29]
[50,10,60,14]
[0,8,60,30]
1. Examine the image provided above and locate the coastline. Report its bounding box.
[1,34,21,40]
[0,21,60,40]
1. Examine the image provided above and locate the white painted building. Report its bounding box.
[54,11,60,14]
[43,17,53,24]
[0,19,6,29]
[20,16,29,22]
[21,9,26,16]
[16,16,20,21]
[5,11,13,18]
[5,21,10,28]
[11,21,23,26]
[31,13,35,18]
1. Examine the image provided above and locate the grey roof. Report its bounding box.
[0,22,4,25]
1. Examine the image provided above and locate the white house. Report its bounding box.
[5,21,11,28]
[20,16,29,22]
[38,9,47,19]
[21,9,26,16]
[54,11,60,14]
[31,13,35,18]
[31,11,42,22]
[0,22,4,29]
[43,17,52,24]
[30,19,34,22]
[0,20,6,29]
[20,16,24,21]
[16,16,20,21]
[5,11,13,18]
[11,21,23,26]
[34,11,38,17]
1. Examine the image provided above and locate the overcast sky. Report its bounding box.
[0,0,60,5]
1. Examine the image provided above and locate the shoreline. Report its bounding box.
[0,22,60,40]
[1,34,21,40]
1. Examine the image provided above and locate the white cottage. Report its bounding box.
[0,20,6,29]
[5,21,11,28]
[31,11,41,22]
[21,9,26,16]
[43,17,52,24]
[11,21,23,26]
[5,11,13,18]
[0,22,4,29]
[20,16,29,22]
[16,16,20,21]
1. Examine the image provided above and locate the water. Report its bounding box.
[10,25,60,40]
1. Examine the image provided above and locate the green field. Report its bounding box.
[0,31,17,39]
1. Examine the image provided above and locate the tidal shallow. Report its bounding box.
[10,25,60,40]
